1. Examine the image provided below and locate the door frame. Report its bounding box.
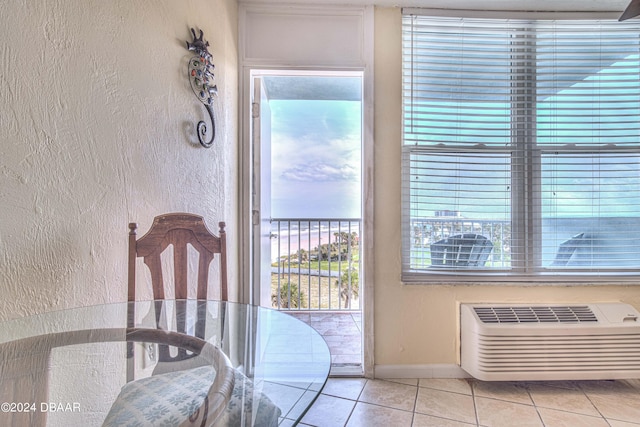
[239,66,374,378]
[238,3,374,378]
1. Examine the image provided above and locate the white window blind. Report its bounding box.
[402,14,640,281]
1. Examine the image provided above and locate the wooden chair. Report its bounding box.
[128,212,227,302]
[126,212,227,378]
[117,213,279,425]
[430,233,494,268]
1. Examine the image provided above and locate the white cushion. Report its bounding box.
[104,366,281,426]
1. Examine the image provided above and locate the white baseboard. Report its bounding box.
[374,364,471,379]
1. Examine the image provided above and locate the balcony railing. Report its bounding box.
[271,218,361,311]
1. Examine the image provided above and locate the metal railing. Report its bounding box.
[270,218,361,311]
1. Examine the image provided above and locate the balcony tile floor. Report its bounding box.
[285,377,640,427]
[286,311,362,366]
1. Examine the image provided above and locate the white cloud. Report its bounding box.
[280,162,359,182]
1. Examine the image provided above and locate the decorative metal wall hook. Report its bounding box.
[186,28,217,148]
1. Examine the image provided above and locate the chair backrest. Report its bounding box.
[551,232,585,267]
[127,213,227,372]
[430,233,493,267]
[551,232,610,267]
[128,212,227,302]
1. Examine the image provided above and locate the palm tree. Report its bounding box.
[336,268,358,309]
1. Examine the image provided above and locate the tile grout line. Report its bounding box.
[411,380,419,426]
[356,379,423,424]
[527,382,618,427]
[469,379,481,427]
[341,377,369,427]
[526,386,547,427]
[576,383,614,427]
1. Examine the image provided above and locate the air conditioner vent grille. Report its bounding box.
[474,306,598,324]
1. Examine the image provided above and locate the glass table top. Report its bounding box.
[0,300,331,426]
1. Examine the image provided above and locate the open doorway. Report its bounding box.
[250,71,364,375]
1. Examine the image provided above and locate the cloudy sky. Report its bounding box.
[269,99,362,219]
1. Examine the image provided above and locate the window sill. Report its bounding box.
[401,271,640,285]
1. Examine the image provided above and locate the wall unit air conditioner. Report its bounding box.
[460,303,640,381]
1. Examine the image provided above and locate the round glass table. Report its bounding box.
[0,300,330,426]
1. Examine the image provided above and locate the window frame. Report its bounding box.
[401,11,640,283]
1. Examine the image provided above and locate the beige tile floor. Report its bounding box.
[284,377,640,427]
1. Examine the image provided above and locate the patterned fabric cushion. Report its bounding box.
[104,366,281,426]
[104,365,215,426]
[216,370,281,427]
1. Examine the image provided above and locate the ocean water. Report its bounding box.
[270,220,361,262]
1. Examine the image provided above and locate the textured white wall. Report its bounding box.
[0,0,238,320]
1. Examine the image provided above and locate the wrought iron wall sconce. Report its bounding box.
[186,28,217,148]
